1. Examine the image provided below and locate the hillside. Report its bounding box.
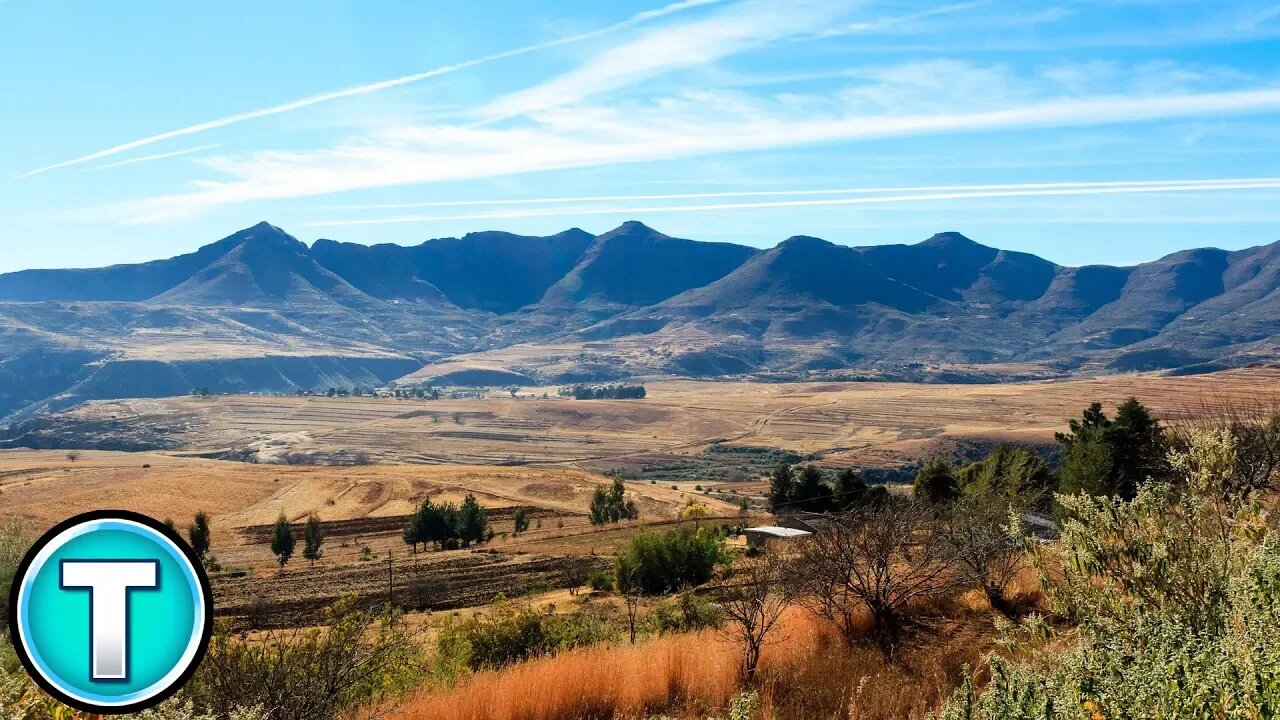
[1,221,1278,422]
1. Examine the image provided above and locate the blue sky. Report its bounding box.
[3,0,1280,272]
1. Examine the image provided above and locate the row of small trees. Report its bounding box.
[564,384,647,400]
[913,397,1280,509]
[402,495,489,553]
[767,465,889,513]
[270,512,324,569]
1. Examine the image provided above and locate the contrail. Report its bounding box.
[328,177,1280,211]
[302,177,1280,227]
[82,143,222,171]
[17,0,723,179]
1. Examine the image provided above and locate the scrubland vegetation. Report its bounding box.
[1,397,1279,719]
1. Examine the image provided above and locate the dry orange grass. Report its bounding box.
[384,606,999,720]
[385,626,742,720]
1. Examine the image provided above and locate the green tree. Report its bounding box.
[615,527,726,595]
[512,507,531,535]
[188,511,211,564]
[958,445,1054,504]
[831,467,889,511]
[402,504,424,554]
[767,463,796,512]
[1057,429,1114,497]
[303,512,324,565]
[791,465,834,512]
[271,512,295,570]
[913,458,961,504]
[457,494,487,547]
[1057,397,1167,499]
[588,477,639,525]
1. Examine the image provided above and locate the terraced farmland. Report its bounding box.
[0,451,741,624]
[27,366,1276,472]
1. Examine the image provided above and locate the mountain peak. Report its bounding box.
[777,235,835,250]
[606,220,660,236]
[919,231,982,249]
[226,221,305,251]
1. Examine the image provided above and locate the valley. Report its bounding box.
[6,367,1274,471]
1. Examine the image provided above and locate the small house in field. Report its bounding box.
[742,525,811,550]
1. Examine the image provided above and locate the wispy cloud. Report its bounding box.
[476,0,848,121]
[16,0,724,179]
[329,177,1279,211]
[301,177,1280,227]
[113,82,1280,224]
[82,144,222,172]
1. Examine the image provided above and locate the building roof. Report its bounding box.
[743,526,812,538]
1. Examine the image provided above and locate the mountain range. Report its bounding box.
[1,220,1277,423]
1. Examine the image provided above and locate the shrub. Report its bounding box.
[185,596,421,720]
[644,592,724,635]
[940,429,1278,718]
[614,527,727,595]
[587,569,614,592]
[435,600,617,671]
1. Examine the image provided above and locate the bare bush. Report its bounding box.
[791,499,961,654]
[942,495,1027,615]
[716,547,791,679]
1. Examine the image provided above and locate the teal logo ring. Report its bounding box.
[8,510,213,714]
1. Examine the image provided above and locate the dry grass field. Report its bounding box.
[2,366,1274,626]
[35,365,1280,471]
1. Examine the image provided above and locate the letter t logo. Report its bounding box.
[60,561,158,680]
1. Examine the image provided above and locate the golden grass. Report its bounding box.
[386,628,741,720]
[384,606,1001,720]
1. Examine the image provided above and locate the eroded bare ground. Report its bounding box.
[18,366,1279,471]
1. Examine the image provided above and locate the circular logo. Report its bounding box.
[8,510,213,714]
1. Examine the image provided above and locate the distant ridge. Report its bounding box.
[1,221,1278,421]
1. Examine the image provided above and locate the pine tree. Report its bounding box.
[767,464,796,512]
[188,511,211,563]
[458,494,487,547]
[271,512,295,570]
[303,512,323,565]
[402,506,423,554]
[791,465,834,512]
[513,507,531,535]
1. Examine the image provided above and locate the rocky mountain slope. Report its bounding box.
[1,220,1277,423]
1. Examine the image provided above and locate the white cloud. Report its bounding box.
[475,0,850,121]
[16,0,725,179]
[111,80,1280,224]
